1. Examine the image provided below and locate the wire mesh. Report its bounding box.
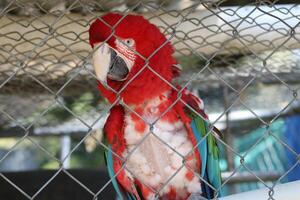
[0,0,300,200]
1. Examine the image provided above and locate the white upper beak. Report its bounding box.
[92,43,112,83]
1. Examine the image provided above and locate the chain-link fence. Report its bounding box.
[0,0,300,199]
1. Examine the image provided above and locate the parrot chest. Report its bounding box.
[122,96,201,197]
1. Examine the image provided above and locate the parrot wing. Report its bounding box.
[175,89,222,199]
[190,114,222,199]
[103,105,142,200]
[104,147,137,200]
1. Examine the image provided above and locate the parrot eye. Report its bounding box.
[124,39,135,47]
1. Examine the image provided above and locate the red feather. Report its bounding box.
[170,89,203,173]
[103,105,138,196]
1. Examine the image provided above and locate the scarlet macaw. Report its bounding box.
[89,13,222,200]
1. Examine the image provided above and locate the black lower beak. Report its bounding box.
[107,49,129,81]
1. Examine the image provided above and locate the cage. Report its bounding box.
[0,0,300,199]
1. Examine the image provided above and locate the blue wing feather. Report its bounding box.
[191,121,207,178]
[105,146,136,200]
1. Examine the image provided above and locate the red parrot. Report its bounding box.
[89,13,222,200]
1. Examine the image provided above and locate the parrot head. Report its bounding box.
[89,13,178,105]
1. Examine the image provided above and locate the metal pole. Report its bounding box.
[60,135,71,168]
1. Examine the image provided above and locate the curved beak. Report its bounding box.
[92,43,129,84]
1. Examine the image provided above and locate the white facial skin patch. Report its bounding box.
[92,43,111,83]
[115,38,136,71]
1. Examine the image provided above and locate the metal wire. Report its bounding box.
[0,0,300,199]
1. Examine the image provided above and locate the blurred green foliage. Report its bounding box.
[0,91,105,171]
